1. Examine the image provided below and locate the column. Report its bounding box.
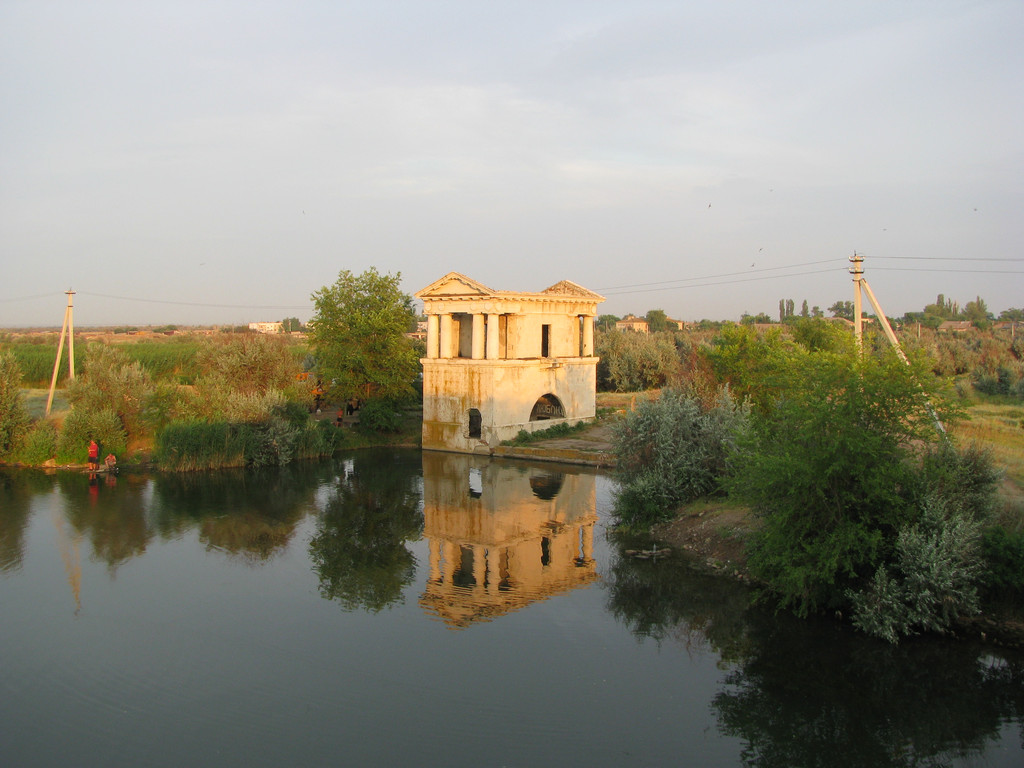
[471,314,485,359]
[486,314,500,359]
[426,315,439,359]
[439,314,453,359]
[582,315,594,356]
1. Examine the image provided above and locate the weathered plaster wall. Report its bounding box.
[421,358,598,453]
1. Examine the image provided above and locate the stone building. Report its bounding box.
[415,272,604,454]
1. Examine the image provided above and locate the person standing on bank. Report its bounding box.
[87,438,99,471]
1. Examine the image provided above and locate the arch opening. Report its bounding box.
[529,394,564,421]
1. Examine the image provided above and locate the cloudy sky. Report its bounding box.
[1,0,1021,327]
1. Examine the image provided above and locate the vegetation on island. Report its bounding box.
[0,268,422,471]
[601,300,1023,643]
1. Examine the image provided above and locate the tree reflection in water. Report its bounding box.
[0,469,50,573]
[606,537,1024,766]
[714,615,1024,768]
[152,465,320,563]
[309,449,424,613]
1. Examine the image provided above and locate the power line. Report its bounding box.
[594,258,839,293]
[872,256,1024,262]
[871,267,1024,274]
[0,292,66,303]
[78,291,312,311]
[599,267,841,296]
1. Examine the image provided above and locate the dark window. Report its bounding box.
[468,408,482,439]
[541,324,550,357]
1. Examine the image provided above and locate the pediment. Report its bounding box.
[542,280,605,301]
[415,272,496,299]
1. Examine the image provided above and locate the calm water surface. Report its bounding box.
[2,450,1021,767]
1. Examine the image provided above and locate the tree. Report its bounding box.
[645,309,670,333]
[596,314,621,332]
[828,301,854,321]
[963,296,992,329]
[308,268,420,403]
[998,307,1023,322]
[66,344,153,438]
[800,299,809,318]
[280,317,303,333]
[726,339,960,616]
[0,352,30,457]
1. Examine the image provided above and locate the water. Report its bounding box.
[1,450,1021,767]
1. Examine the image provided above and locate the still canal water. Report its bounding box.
[2,449,1022,767]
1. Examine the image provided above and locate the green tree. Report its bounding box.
[645,309,670,333]
[596,314,621,332]
[0,352,31,457]
[308,268,420,403]
[963,296,992,330]
[998,307,1023,322]
[727,339,959,616]
[280,317,304,333]
[66,344,154,438]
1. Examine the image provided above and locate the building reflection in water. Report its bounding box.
[420,452,598,628]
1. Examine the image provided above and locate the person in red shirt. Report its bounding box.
[87,439,99,471]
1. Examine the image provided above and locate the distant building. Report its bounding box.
[938,320,975,333]
[615,315,649,333]
[416,272,604,454]
[248,322,283,334]
[667,318,687,330]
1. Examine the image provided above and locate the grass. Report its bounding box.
[20,388,70,420]
[953,403,1024,486]
[951,400,1024,532]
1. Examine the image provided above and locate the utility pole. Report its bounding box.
[45,289,76,416]
[849,255,945,434]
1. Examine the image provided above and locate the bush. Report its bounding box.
[612,387,747,529]
[980,526,1024,596]
[66,344,153,438]
[728,342,956,616]
[57,408,127,463]
[849,497,984,643]
[0,351,30,458]
[596,331,682,392]
[357,399,402,433]
[14,421,58,465]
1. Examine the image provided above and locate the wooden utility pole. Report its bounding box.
[849,255,945,434]
[45,289,76,416]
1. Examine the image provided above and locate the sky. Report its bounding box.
[1,0,1021,327]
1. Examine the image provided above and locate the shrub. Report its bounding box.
[980,526,1024,596]
[14,421,58,465]
[357,398,402,433]
[66,344,153,438]
[728,342,955,616]
[596,331,682,392]
[612,387,747,529]
[849,497,984,643]
[0,351,31,458]
[57,407,127,463]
